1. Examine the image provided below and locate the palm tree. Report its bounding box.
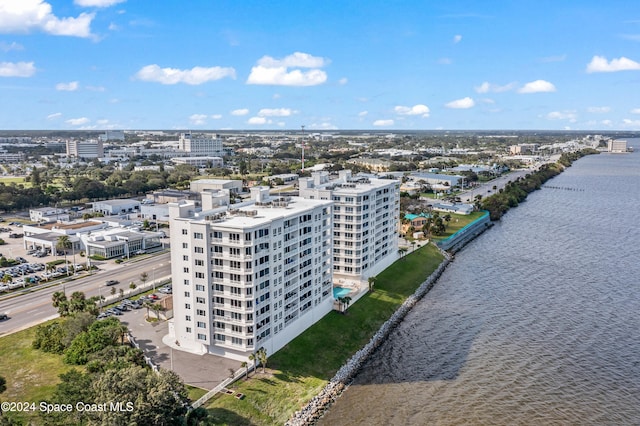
[248,353,256,377]
[241,361,249,379]
[342,296,352,313]
[143,300,153,319]
[140,272,148,288]
[367,276,377,292]
[52,291,68,316]
[56,235,72,276]
[256,347,268,373]
[398,247,408,259]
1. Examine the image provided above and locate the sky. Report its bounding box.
[1,0,640,131]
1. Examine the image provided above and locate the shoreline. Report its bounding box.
[286,150,598,425]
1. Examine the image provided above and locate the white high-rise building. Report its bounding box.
[299,170,400,283]
[168,187,333,360]
[66,139,104,159]
[178,133,224,157]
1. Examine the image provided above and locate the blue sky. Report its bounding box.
[1,0,640,131]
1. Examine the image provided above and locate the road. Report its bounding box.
[0,252,171,336]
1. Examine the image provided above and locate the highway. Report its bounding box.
[0,252,171,336]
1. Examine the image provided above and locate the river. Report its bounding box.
[319,145,640,425]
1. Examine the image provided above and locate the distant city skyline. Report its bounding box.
[1,0,640,131]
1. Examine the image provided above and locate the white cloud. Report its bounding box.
[66,117,90,126]
[247,52,328,86]
[0,61,35,77]
[108,22,119,31]
[630,108,640,114]
[0,41,23,51]
[258,108,296,117]
[135,64,236,85]
[586,56,640,73]
[517,80,556,93]
[309,122,338,130]
[0,0,94,38]
[453,34,462,43]
[231,108,249,116]
[445,97,475,109]
[474,81,517,93]
[338,77,348,85]
[211,114,222,119]
[587,106,611,113]
[189,114,208,125]
[46,112,62,120]
[545,111,577,122]
[257,52,329,68]
[437,57,452,65]
[601,119,613,126]
[55,81,79,91]
[373,119,394,126]
[247,117,270,125]
[358,111,368,117]
[394,104,430,117]
[74,0,126,7]
[247,65,327,86]
[272,93,281,99]
[622,119,640,128]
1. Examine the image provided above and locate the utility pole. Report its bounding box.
[301,125,305,172]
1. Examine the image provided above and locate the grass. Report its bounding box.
[0,320,77,424]
[186,384,208,402]
[431,211,486,240]
[204,243,445,425]
[0,177,32,188]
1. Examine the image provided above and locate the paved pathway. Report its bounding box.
[120,308,239,391]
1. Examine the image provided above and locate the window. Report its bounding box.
[183,279,190,285]
[196,309,206,315]
[182,229,188,235]
[196,284,205,291]
[195,259,204,266]
[195,272,205,279]
[183,255,189,261]
[183,267,189,273]
[185,315,191,321]
[184,291,190,297]
[186,327,192,333]
[197,321,206,328]
[197,333,206,340]
[196,297,205,304]
[194,246,204,253]
[194,232,203,239]
[185,303,191,309]
[182,242,188,249]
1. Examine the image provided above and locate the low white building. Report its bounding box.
[92,199,141,216]
[29,207,70,223]
[190,179,242,194]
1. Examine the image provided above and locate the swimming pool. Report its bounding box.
[333,286,351,298]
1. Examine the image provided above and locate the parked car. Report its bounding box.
[105,280,119,286]
[0,313,8,321]
[159,287,172,294]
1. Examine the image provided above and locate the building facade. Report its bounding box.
[299,170,400,283]
[66,140,104,159]
[168,187,333,360]
[178,133,224,157]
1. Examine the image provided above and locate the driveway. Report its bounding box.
[120,308,240,391]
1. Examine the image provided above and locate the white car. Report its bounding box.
[0,284,8,292]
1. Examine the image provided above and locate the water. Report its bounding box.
[320,146,640,425]
[333,287,352,298]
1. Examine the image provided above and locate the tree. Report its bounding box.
[256,347,268,373]
[241,361,249,379]
[0,375,8,418]
[91,366,188,426]
[52,291,69,316]
[398,247,408,259]
[56,235,72,276]
[342,296,352,313]
[140,272,148,287]
[367,276,377,292]
[248,353,256,377]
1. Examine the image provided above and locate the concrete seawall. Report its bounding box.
[435,211,492,253]
[286,247,452,426]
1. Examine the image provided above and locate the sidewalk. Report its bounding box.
[120,308,239,391]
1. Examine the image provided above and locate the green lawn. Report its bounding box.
[0,176,31,188]
[432,211,486,240]
[0,321,77,424]
[205,243,445,425]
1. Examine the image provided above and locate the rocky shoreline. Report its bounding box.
[285,246,452,426]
